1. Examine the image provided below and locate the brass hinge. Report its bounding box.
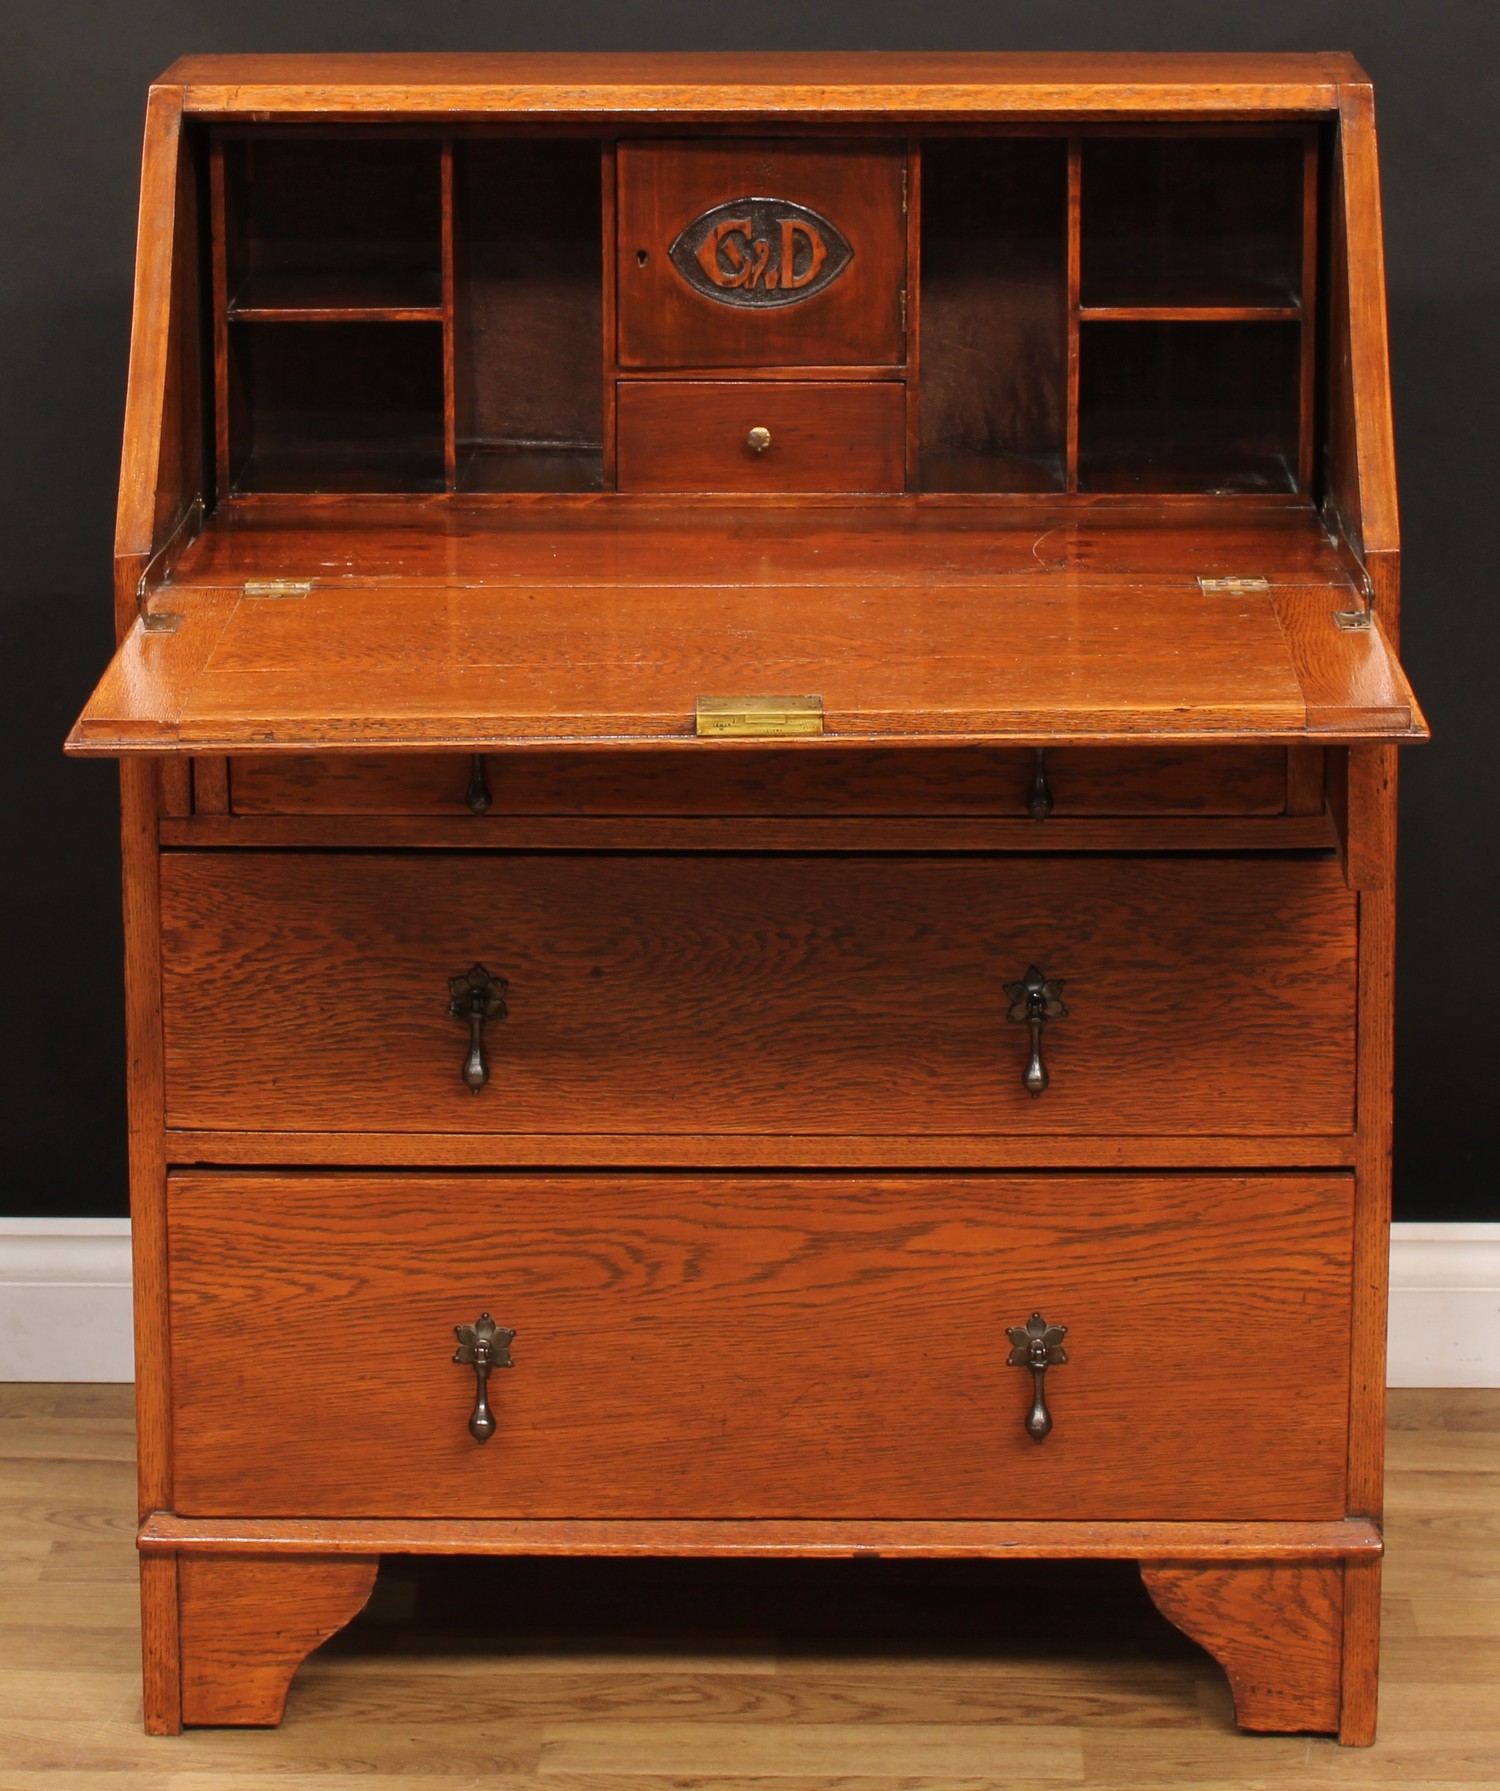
[696,695,824,738]
[243,578,312,598]
[1334,567,1376,630]
[141,611,182,634]
[1198,575,1270,595]
[900,289,908,334]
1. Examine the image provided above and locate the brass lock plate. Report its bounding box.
[695,695,825,738]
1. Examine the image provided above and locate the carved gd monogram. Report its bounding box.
[668,197,853,308]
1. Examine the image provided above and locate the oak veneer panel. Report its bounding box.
[162,1130,1358,1170]
[616,141,904,369]
[141,1513,1384,1559]
[78,592,236,745]
[227,745,1290,818]
[162,499,1355,591]
[160,815,1339,853]
[158,852,1356,1136]
[1273,590,1424,734]
[616,381,905,494]
[177,1554,379,1726]
[165,1172,1353,1519]
[1141,1559,1344,1734]
[159,51,1364,118]
[73,577,1421,752]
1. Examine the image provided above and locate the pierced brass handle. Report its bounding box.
[1027,748,1053,820]
[746,425,772,454]
[447,965,509,1093]
[465,754,491,814]
[1004,965,1067,1095]
[1007,1311,1068,1442]
[452,1312,515,1443]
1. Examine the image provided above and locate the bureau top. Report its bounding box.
[153,51,1370,119]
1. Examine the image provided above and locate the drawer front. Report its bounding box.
[615,380,905,494]
[228,745,1295,817]
[616,139,906,368]
[160,853,1355,1136]
[167,1172,1353,1520]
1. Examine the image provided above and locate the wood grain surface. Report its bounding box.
[154,51,1367,118]
[177,1555,378,1726]
[158,852,1357,1136]
[615,141,905,369]
[68,575,1424,754]
[10,1383,1495,1770]
[161,497,1357,587]
[1141,1560,1344,1735]
[615,381,906,494]
[165,1172,1353,1520]
[141,1513,1383,1561]
[227,744,1292,817]
[160,1128,1358,1171]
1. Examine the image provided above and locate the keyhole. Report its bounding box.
[636,249,649,266]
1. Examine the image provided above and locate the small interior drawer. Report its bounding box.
[615,379,905,493]
[166,1170,1353,1520]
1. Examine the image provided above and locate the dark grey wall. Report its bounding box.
[3,2,1495,1218]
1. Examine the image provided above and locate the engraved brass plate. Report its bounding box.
[695,695,825,738]
[670,199,852,308]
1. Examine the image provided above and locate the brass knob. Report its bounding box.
[746,426,772,454]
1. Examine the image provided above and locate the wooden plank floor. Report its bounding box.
[1,1386,1496,1788]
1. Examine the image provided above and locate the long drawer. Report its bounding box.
[166,1172,1353,1520]
[159,852,1356,1136]
[226,745,1297,818]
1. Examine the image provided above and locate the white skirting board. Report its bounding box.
[1,1218,1498,1386]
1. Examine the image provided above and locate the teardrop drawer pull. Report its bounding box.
[447,965,509,1093]
[1004,965,1068,1095]
[465,754,492,814]
[1006,1311,1068,1443]
[452,1312,515,1444]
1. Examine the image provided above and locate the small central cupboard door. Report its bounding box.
[616,139,906,367]
[166,1172,1353,1519]
[158,852,1356,1138]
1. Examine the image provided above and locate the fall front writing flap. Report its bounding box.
[67,570,1424,754]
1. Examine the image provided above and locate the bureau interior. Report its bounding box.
[212,127,1317,500]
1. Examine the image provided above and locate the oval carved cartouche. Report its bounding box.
[668,197,853,308]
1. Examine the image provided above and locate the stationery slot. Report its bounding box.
[917,138,1069,492]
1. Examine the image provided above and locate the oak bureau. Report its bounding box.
[69,53,1426,1743]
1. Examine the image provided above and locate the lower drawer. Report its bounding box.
[167,1171,1353,1520]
